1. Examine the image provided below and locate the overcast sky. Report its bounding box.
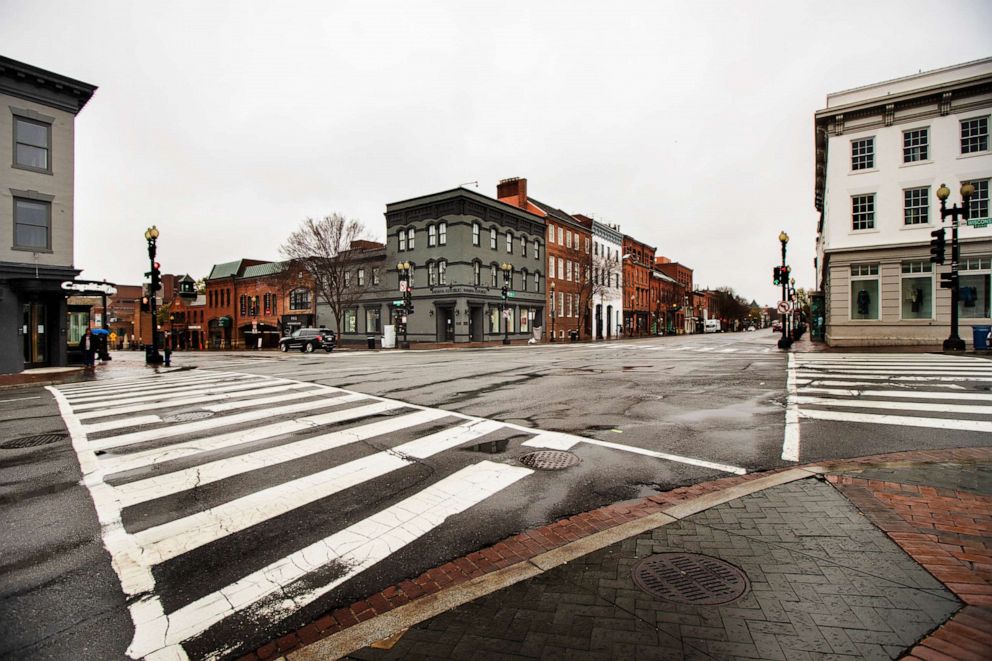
[3,1,991,305]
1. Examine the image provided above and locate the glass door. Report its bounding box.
[22,302,47,367]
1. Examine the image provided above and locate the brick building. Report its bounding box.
[622,235,655,336]
[655,258,694,334]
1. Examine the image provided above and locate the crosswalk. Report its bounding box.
[50,369,744,660]
[783,353,992,460]
[573,342,778,354]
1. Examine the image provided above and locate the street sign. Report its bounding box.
[507,291,516,298]
[777,301,791,314]
[503,309,512,318]
[399,281,408,293]
[967,218,990,228]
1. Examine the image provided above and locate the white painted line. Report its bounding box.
[73,383,310,418]
[0,395,41,403]
[63,375,256,402]
[522,431,580,450]
[799,387,992,401]
[794,373,992,382]
[782,353,800,462]
[70,377,296,409]
[89,396,364,452]
[576,437,746,475]
[795,379,967,389]
[695,347,714,352]
[718,348,737,353]
[798,408,992,432]
[130,460,532,661]
[796,396,990,415]
[132,418,504,565]
[83,415,163,433]
[796,366,992,374]
[113,409,456,507]
[98,396,382,476]
[59,371,241,394]
[201,389,330,412]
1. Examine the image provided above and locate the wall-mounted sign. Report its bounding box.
[966,218,990,228]
[62,281,117,295]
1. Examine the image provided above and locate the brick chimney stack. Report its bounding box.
[497,177,528,210]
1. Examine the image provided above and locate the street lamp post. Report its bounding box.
[144,225,163,364]
[789,277,797,340]
[550,281,556,342]
[936,182,974,352]
[397,261,411,349]
[777,231,792,349]
[500,262,513,345]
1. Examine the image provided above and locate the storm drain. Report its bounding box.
[632,552,750,605]
[518,450,580,471]
[1,433,68,449]
[162,411,215,423]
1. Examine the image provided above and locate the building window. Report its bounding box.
[965,179,990,220]
[406,227,415,250]
[489,306,500,333]
[506,307,515,333]
[573,293,579,317]
[366,307,381,333]
[533,241,539,260]
[506,232,513,253]
[372,268,381,285]
[557,226,563,244]
[850,263,880,320]
[520,308,529,333]
[438,260,447,285]
[851,137,874,170]
[398,229,407,251]
[439,221,446,245]
[852,194,876,231]
[290,288,311,310]
[558,257,564,280]
[263,293,271,314]
[566,230,572,249]
[240,295,247,316]
[357,268,365,287]
[901,261,933,320]
[960,256,991,319]
[549,258,556,280]
[407,265,415,287]
[13,198,51,250]
[490,227,497,250]
[344,271,351,288]
[903,127,929,163]
[548,224,555,244]
[491,264,498,287]
[521,268,528,291]
[903,187,929,225]
[533,272,540,292]
[566,293,572,318]
[473,261,481,286]
[14,116,51,172]
[521,236,527,257]
[472,222,480,246]
[566,261,573,282]
[343,309,357,333]
[428,261,437,286]
[427,224,437,247]
[961,116,989,154]
[559,292,564,316]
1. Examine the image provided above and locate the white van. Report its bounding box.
[704,319,721,333]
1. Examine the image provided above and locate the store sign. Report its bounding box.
[967,218,990,228]
[62,281,117,295]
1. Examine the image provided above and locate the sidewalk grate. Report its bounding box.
[518,450,580,471]
[632,552,750,605]
[1,433,68,449]
[162,411,215,423]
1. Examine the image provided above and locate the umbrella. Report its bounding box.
[91,328,109,336]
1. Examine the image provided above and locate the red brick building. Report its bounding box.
[655,258,693,334]
[498,177,593,341]
[622,235,655,336]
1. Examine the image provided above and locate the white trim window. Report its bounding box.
[558,257,564,280]
[406,227,415,250]
[490,227,497,250]
[398,229,407,251]
[473,261,481,286]
[961,116,989,154]
[521,268,529,291]
[372,268,380,285]
[357,268,365,287]
[428,261,437,286]
[850,263,880,320]
[903,187,929,225]
[566,230,572,249]
[521,236,527,257]
[566,260,572,282]
[533,271,540,292]
[438,260,447,285]
[506,232,513,254]
[851,136,875,170]
[960,256,991,319]
[439,221,447,245]
[13,116,50,171]
[490,264,498,288]
[903,127,929,163]
[900,261,933,320]
[427,224,437,247]
[533,241,539,260]
[852,194,876,231]
[557,226,563,244]
[565,293,572,317]
[548,224,555,244]
[965,178,989,220]
[549,258,556,279]
[472,222,480,246]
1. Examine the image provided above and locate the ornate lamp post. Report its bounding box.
[500,262,513,345]
[396,261,412,349]
[144,225,163,364]
[777,231,792,349]
[550,280,557,342]
[936,182,974,352]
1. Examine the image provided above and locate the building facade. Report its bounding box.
[622,235,656,335]
[0,56,96,373]
[384,187,546,343]
[655,258,693,333]
[590,219,624,339]
[815,58,992,346]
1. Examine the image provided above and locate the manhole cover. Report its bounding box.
[632,553,749,605]
[518,450,580,471]
[1,433,68,449]
[163,411,215,423]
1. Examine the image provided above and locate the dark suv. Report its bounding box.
[279,328,336,353]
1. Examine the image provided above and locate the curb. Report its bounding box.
[236,446,992,661]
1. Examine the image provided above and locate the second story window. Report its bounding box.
[398,229,407,251]
[904,187,929,225]
[490,227,497,250]
[851,137,874,170]
[961,116,989,154]
[533,241,540,260]
[548,224,555,244]
[13,197,51,250]
[357,268,365,287]
[566,230,572,249]
[427,224,437,247]
[438,260,447,285]
[473,261,481,286]
[439,222,447,245]
[14,116,51,172]
[428,262,437,286]
[506,232,513,253]
[852,194,875,231]
[406,227,415,250]
[473,222,480,246]
[965,179,989,220]
[549,258,555,279]
[533,271,540,292]
[372,268,381,285]
[344,271,351,288]
[903,127,929,162]
[290,288,311,310]
[490,264,498,287]
[521,236,527,257]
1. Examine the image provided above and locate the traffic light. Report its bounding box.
[930,229,946,265]
[773,267,782,285]
[150,261,162,292]
[501,285,508,300]
[140,296,150,312]
[940,271,958,290]
[403,289,413,313]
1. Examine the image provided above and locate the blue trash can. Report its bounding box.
[973,325,991,350]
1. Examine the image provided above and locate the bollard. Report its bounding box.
[164,347,172,367]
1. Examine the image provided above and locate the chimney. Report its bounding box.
[497,177,528,210]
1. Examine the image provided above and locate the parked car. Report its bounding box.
[279,328,336,353]
[772,321,783,332]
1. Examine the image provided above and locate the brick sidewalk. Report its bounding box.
[230,448,992,661]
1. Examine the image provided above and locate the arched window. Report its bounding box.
[533,241,540,260]
[473,261,481,286]
[489,227,497,250]
[438,260,447,285]
[506,232,513,254]
[427,260,437,286]
[490,263,498,287]
[398,228,407,251]
[240,295,247,316]
[521,236,527,257]
[438,221,447,245]
[473,222,480,246]
[406,227,415,250]
[427,224,437,247]
[533,271,540,293]
[521,268,529,291]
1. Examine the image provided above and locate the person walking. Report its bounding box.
[79,328,95,368]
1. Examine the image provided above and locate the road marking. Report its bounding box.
[113,409,457,507]
[796,396,991,415]
[0,395,41,403]
[200,388,330,412]
[59,371,241,394]
[128,461,533,661]
[64,375,256,403]
[782,353,800,462]
[795,373,992,382]
[74,383,310,418]
[795,379,966,389]
[799,387,992,401]
[83,414,162,433]
[798,408,992,432]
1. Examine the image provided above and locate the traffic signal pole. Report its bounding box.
[935,183,973,352]
[776,233,792,350]
[145,227,163,364]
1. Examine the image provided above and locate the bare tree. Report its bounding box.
[279,215,375,334]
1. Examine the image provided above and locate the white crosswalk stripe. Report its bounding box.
[782,352,992,461]
[50,370,746,660]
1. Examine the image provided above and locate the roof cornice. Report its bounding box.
[0,55,97,114]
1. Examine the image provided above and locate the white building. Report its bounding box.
[814,58,992,346]
[591,219,624,339]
